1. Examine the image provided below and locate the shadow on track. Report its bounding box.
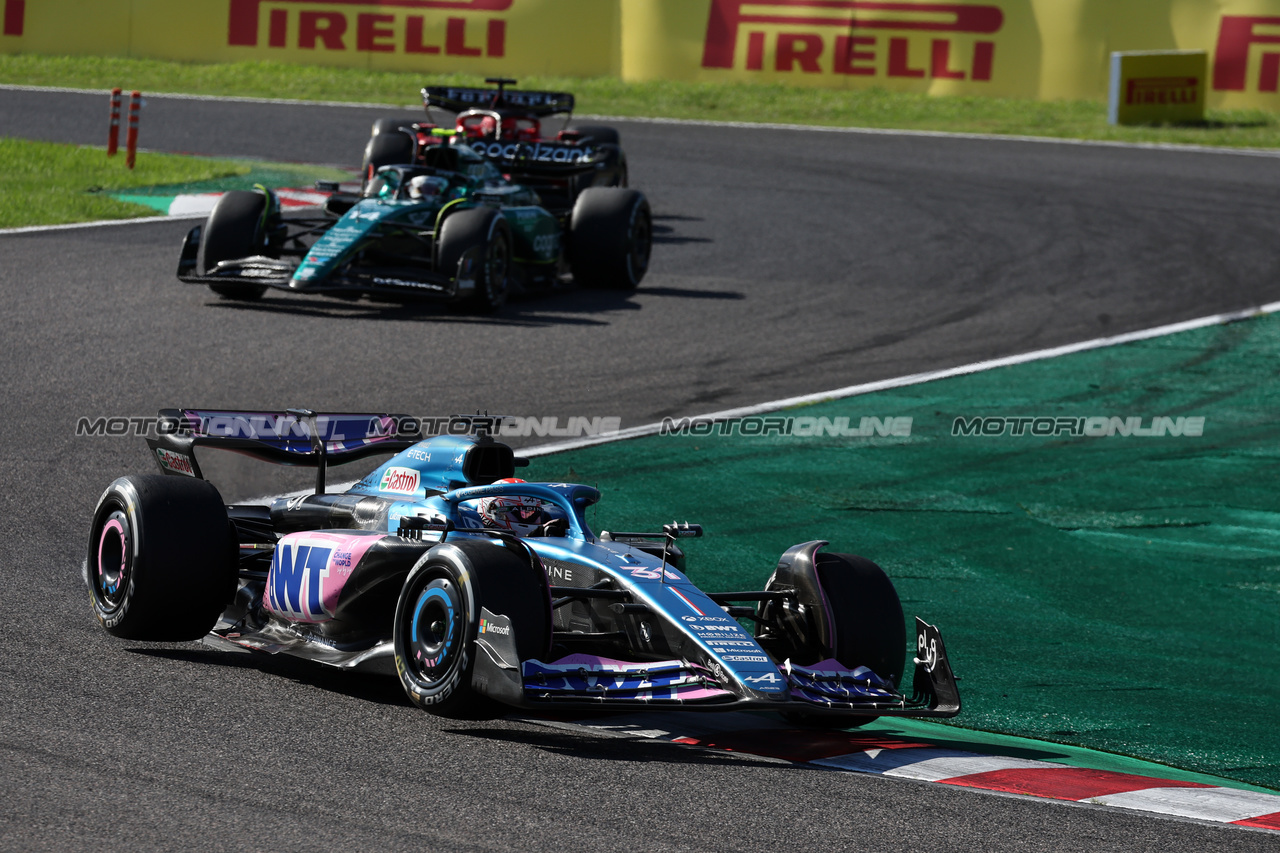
[652,213,713,246]
[200,282,743,323]
[127,646,412,707]
[446,726,789,768]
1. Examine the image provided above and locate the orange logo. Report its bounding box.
[702,0,1004,80]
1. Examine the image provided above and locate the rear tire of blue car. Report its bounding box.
[437,207,511,314]
[570,188,651,290]
[199,190,269,301]
[394,538,551,718]
[86,475,236,641]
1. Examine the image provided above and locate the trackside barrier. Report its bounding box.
[107,87,121,156]
[5,1,1280,110]
[1108,51,1207,125]
[125,90,140,170]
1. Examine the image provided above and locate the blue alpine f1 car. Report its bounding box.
[86,410,960,722]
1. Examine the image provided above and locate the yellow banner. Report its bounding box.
[0,0,618,77]
[4,0,1280,110]
[619,0,1280,110]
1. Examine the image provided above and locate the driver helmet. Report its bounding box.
[406,175,446,200]
[477,478,553,536]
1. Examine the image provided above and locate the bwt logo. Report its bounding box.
[227,0,511,56]
[1214,16,1280,93]
[1127,76,1199,106]
[701,0,1003,80]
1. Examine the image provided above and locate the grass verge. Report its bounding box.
[0,137,350,227]
[2,53,1279,149]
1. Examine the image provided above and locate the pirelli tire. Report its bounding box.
[393,538,552,718]
[369,117,414,138]
[572,125,620,146]
[361,129,417,188]
[198,190,269,300]
[86,475,236,641]
[766,551,906,729]
[569,188,651,290]
[437,206,511,313]
[814,553,907,689]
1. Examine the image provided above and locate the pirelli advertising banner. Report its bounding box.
[0,0,619,77]
[5,0,1280,110]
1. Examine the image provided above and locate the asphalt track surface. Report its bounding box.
[2,88,1279,851]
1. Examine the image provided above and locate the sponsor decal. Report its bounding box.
[405,448,432,462]
[544,563,574,583]
[724,654,770,663]
[701,0,1002,81]
[1126,76,1199,106]
[476,607,518,669]
[479,616,510,636]
[470,140,598,164]
[708,640,761,648]
[155,448,195,476]
[531,233,559,255]
[379,466,421,495]
[227,0,509,58]
[746,672,783,684]
[265,532,384,621]
[267,541,330,620]
[682,614,732,623]
[372,276,446,291]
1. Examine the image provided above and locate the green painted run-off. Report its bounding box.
[526,312,1280,792]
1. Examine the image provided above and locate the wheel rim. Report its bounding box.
[626,208,652,283]
[95,509,131,613]
[406,576,463,685]
[482,233,509,307]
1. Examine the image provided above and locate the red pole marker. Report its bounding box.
[107,87,121,157]
[125,90,141,170]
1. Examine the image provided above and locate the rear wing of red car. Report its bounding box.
[422,85,574,117]
[144,408,423,489]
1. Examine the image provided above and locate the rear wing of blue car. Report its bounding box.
[422,85,574,117]
[145,408,423,490]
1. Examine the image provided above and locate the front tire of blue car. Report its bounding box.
[765,551,905,729]
[86,475,236,641]
[394,539,552,718]
[395,556,476,715]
